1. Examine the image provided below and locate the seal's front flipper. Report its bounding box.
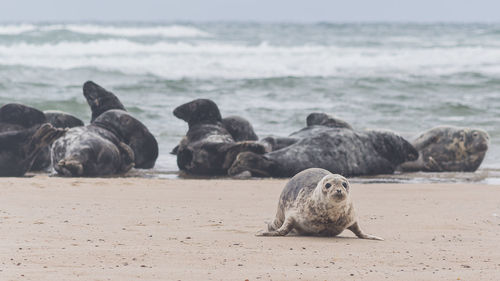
[348,222,384,241]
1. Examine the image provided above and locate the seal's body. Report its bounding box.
[229,114,418,177]
[260,168,382,240]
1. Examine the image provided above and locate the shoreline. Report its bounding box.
[1,175,499,280]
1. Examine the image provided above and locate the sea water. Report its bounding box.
[0,22,499,182]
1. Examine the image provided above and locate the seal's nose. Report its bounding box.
[336,189,342,194]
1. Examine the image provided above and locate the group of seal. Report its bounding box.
[52,81,158,176]
[0,81,158,177]
[173,99,490,178]
[172,99,265,176]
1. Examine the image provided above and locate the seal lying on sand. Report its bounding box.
[51,115,135,177]
[258,168,382,240]
[0,103,46,132]
[0,123,66,177]
[398,126,489,172]
[51,82,158,176]
[31,110,85,171]
[0,104,85,171]
[82,81,158,169]
[229,113,418,177]
[174,99,265,175]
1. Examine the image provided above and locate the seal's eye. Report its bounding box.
[473,132,479,138]
[342,182,348,189]
[325,183,331,189]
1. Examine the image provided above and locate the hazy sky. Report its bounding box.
[1,0,499,22]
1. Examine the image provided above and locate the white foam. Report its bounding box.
[0,24,36,35]
[1,39,500,79]
[42,24,211,37]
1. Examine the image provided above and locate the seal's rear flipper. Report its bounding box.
[26,124,67,159]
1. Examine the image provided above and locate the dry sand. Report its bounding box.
[1,175,499,280]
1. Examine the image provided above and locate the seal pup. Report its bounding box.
[258,168,382,240]
[83,81,125,122]
[398,126,490,172]
[174,99,266,175]
[229,114,418,177]
[0,123,66,177]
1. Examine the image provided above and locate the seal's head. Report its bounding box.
[306,113,353,129]
[317,174,350,203]
[416,126,490,171]
[173,99,222,128]
[83,81,126,122]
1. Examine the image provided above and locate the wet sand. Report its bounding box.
[1,175,499,280]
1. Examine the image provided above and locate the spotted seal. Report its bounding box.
[0,123,66,177]
[31,110,85,171]
[398,126,489,172]
[174,99,265,175]
[258,168,382,240]
[229,114,418,177]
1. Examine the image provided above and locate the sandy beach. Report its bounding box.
[0,176,498,280]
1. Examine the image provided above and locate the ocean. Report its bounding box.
[0,22,499,182]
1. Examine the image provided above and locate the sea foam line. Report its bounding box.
[0,24,211,38]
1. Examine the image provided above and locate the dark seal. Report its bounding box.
[398,126,489,172]
[83,81,126,122]
[174,99,265,175]
[258,168,382,240]
[0,123,66,177]
[229,113,418,177]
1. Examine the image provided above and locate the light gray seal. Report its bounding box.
[228,114,418,177]
[259,168,382,240]
[398,126,489,172]
[31,110,85,171]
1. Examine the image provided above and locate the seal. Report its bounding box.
[31,110,85,171]
[51,124,135,177]
[222,115,258,142]
[174,98,266,175]
[258,168,382,240]
[398,126,490,172]
[0,103,46,132]
[44,110,84,128]
[0,123,66,177]
[229,114,418,177]
[83,81,126,122]
[93,109,158,169]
